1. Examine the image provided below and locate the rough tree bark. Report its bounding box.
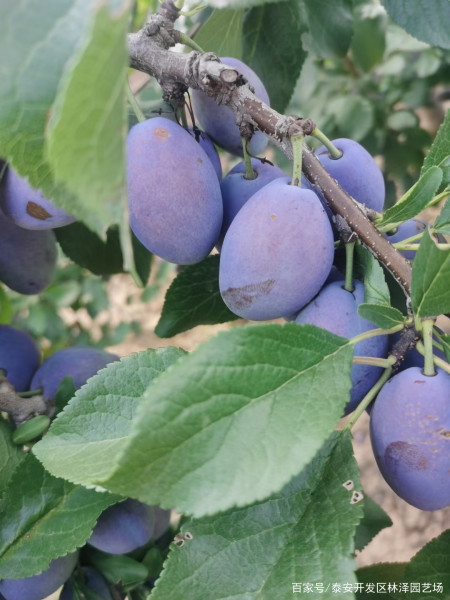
[127,0,413,294]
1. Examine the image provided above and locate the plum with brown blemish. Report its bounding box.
[219,179,334,320]
[0,168,76,229]
[0,207,57,295]
[127,117,223,265]
[370,367,450,510]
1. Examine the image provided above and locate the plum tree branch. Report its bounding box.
[0,379,49,426]
[126,0,412,295]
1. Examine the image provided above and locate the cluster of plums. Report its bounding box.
[0,56,448,598]
[0,325,171,599]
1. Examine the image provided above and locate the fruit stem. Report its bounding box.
[178,32,205,53]
[291,133,304,187]
[178,104,189,130]
[350,321,409,345]
[180,3,208,17]
[345,365,393,430]
[422,319,436,376]
[416,341,450,375]
[311,127,342,159]
[241,138,257,180]
[390,243,419,252]
[352,355,397,368]
[428,188,449,208]
[127,84,146,123]
[344,242,355,292]
[391,231,424,246]
[17,388,43,398]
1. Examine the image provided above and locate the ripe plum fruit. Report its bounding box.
[87,498,161,554]
[188,127,222,180]
[0,168,76,229]
[0,207,57,295]
[315,138,385,213]
[127,117,223,265]
[295,281,388,413]
[60,567,112,600]
[370,367,450,510]
[219,179,334,320]
[191,57,269,156]
[30,346,119,400]
[218,159,285,245]
[383,219,425,260]
[0,325,40,392]
[0,552,78,600]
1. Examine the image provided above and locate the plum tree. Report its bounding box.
[60,567,112,600]
[0,168,76,230]
[0,552,78,600]
[127,117,223,264]
[188,127,222,180]
[218,158,285,245]
[30,346,119,400]
[191,57,270,156]
[0,325,40,392]
[0,207,57,295]
[315,138,385,213]
[219,179,334,320]
[295,281,388,413]
[87,499,164,554]
[370,367,450,511]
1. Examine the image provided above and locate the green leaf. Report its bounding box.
[356,562,406,598]
[206,0,287,8]
[357,529,450,598]
[411,229,450,318]
[331,96,374,142]
[422,110,450,178]
[243,0,307,113]
[387,110,418,131]
[357,304,406,330]
[354,495,392,552]
[355,246,390,306]
[195,9,244,59]
[351,5,386,72]
[155,255,238,338]
[302,0,353,59]
[0,418,26,498]
[151,432,363,600]
[434,198,450,235]
[0,287,13,324]
[46,0,130,238]
[0,454,119,579]
[34,348,186,486]
[440,334,450,362]
[0,0,95,216]
[382,0,450,50]
[54,376,77,416]
[86,547,149,587]
[56,223,152,282]
[379,166,443,227]
[38,324,354,518]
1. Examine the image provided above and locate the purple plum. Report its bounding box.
[0,552,78,600]
[0,325,40,392]
[127,117,223,265]
[383,219,425,260]
[191,57,270,156]
[295,281,388,413]
[87,499,156,554]
[30,346,119,401]
[219,179,334,320]
[218,158,285,245]
[315,138,385,213]
[60,567,112,600]
[188,127,222,180]
[370,367,450,510]
[0,168,75,230]
[0,207,57,295]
